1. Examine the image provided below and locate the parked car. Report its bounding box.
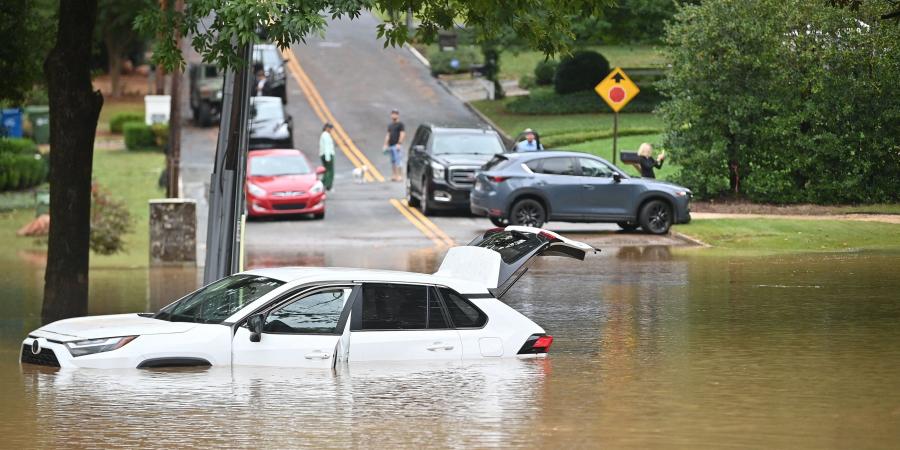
[252,44,288,104]
[245,149,325,219]
[470,151,692,234]
[406,125,505,215]
[21,227,593,369]
[249,96,293,150]
[189,63,223,127]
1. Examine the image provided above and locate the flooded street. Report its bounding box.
[1,247,899,448]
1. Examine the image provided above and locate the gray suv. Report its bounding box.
[470,151,692,234]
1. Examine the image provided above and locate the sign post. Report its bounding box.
[594,67,639,166]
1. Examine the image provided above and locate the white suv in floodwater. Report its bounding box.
[21,227,594,369]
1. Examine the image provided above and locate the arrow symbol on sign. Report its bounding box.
[612,72,624,83]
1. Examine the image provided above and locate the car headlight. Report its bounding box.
[66,336,137,357]
[431,162,446,180]
[675,191,688,197]
[215,90,223,100]
[310,180,324,194]
[247,183,267,197]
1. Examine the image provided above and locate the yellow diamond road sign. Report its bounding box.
[595,67,639,113]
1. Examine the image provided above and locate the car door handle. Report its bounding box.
[426,343,454,351]
[582,184,595,189]
[304,351,331,360]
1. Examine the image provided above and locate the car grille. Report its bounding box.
[272,202,307,211]
[21,344,61,367]
[449,167,479,188]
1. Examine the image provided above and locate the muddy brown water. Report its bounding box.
[0,247,898,448]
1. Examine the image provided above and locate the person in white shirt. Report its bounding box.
[319,123,336,191]
[515,129,543,152]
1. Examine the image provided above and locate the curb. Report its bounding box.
[671,230,710,248]
[404,43,430,68]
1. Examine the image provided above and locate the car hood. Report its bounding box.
[31,314,196,342]
[630,178,690,193]
[249,120,290,139]
[432,153,497,167]
[248,173,317,192]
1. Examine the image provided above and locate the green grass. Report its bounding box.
[98,100,144,133]
[500,45,668,80]
[675,219,900,254]
[839,204,900,215]
[0,146,164,269]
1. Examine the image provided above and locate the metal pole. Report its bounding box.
[612,111,618,167]
[203,42,252,284]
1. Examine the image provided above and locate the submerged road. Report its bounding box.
[180,13,684,271]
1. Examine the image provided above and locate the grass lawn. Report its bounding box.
[98,99,144,133]
[0,146,164,269]
[500,45,668,80]
[675,219,900,254]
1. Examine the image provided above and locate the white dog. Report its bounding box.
[352,165,369,183]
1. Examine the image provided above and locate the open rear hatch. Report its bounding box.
[435,226,597,297]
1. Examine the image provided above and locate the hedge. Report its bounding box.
[0,137,38,155]
[533,60,558,86]
[507,85,665,115]
[0,152,47,191]
[430,47,481,75]
[109,113,145,133]
[124,122,162,150]
[554,51,609,95]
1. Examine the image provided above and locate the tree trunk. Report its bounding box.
[106,36,123,98]
[42,0,104,324]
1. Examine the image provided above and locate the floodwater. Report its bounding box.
[0,246,899,448]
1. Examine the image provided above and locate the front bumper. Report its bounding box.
[247,192,326,217]
[425,180,473,210]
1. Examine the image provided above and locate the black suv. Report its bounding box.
[252,44,288,104]
[406,125,505,215]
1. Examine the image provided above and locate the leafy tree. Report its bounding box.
[660,0,900,203]
[0,0,55,104]
[41,0,610,323]
[97,0,153,97]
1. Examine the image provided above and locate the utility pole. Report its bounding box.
[166,0,184,197]
[155,0,167,95]
[203,42,253,283]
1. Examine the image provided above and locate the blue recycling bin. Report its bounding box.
[1,108,23,138]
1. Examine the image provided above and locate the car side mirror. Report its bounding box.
[613,173,622,183]
[413,144,425,153]
[316,166,326,176]
[248,313,265,342]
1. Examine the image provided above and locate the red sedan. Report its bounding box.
[246,149,326,219]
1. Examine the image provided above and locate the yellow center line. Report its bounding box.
[281,48,386,182]
[404,204,456,246]
[389,198,445,247]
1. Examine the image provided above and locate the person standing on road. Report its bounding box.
[319,123,336,191]
[636,143,665,179]
[383,109,406,182]
[515,129,543,152]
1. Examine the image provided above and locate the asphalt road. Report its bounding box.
[179,12,686,271]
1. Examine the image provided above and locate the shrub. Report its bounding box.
[0,151,46,191]
[429,47,481,75]
[518,75,536,89]
[533,60,558,86]
[0,137,38,155]
[109,113,144,133]
[90,183,132,255]
[554,51,609,94]
[123,122,157,150]
[151,123,169,149]
[506,84,665,115]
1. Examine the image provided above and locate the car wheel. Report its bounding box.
[419,180,432,216]
[197,102,212,127]
[639,200,673,234]
[617,221,640,232]
[313,212,325,220]
[509,198,545,228]
[406,175,420,207]
[489,216,507,227]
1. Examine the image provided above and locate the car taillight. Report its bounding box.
[518,334,553,354]
[487,176,508,183]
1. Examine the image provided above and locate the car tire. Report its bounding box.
[419,178,431,216]
[617,221,640,232]
[509,198,546,228]
[406,175,420,207]
[638,200,673,235]
[197,102,212,127]
[313,212,325,220]
[489,217,507,227]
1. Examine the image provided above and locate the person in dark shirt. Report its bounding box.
[382,109,406,181]
[636,142,665,178]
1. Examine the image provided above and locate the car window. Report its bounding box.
[579,158,615,177]
[439,288,487,328]
[432,133,504,155]
[154,275,283,324]
[537,157,576,176]
[263,289,349,334]
[361,284,427,330]
[251,100,283,122]
[250,155,311,176]
[483,154,512,171]
[204,65,219,78]
[525,159,542,172]
[253,47,283,70]
[428,292,449,329]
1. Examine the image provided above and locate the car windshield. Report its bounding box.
[433,133,504,155]
[250,155,311,177]
[253,47,282,70]
[154,275,284,324]
[252,101,283,122]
